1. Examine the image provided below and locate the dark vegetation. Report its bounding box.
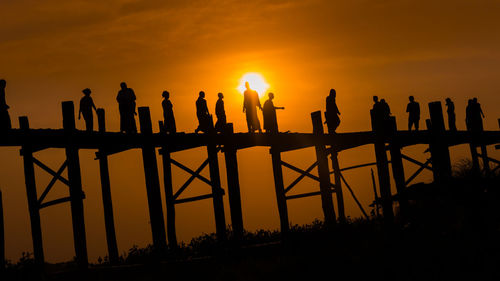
[4,161,500,280]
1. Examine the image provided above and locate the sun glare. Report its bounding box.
[237,73,270,97]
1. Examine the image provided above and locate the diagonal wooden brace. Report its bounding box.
[172,158,211,199]
[32,157,70,186]
[284,161,318,193]
[281,160,336,190]
[38,160,68,205]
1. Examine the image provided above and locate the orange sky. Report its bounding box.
[1,0,500,263]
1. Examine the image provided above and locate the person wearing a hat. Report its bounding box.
[79,88,97,131]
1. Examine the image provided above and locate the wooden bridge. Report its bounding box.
[0,100,499,272]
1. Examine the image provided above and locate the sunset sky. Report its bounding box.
[1,0,500,263]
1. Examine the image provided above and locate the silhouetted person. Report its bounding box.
[380,98,391,119]
[162,91,176,134]
[465,99,473,131]
[445,98,456,131]
[371,96,383,131]
[263,92,284,134]
[195,91,213,133]
[406,96,420,131]
[214,92,226,133]
[243,82,262,133]
[472,97,485,131]
[325,89,340,134]
[116,82,137,133]
[0,79,11,131]
[78,88,97,132]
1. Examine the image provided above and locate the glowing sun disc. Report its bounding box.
[237,73,269,97]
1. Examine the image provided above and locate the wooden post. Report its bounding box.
[19,116,45,268]
[223,123,244,239]
[138,107,167,250]
[0,190,4,273]
[159,148,177,249]
[387,117,408,219]
[469,141,480,174]
[370,110,394,224]
[96,109,119,264]
[427,102,452,181]
[270,148,289,234]
[370,169,380,217]
[480,145,490,173]
[330,151,345,222]
[311,111,337,225]
[207,143,227,241]
[478,120,489,173]
[62,101,88,269]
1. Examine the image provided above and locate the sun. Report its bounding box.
[237,73,270,97]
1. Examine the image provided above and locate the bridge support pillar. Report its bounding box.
[207,144,227,241]
[330,151,345,222]
[62,101,88,269]
[387,117,409,219]
[19,117,45,270]
[270,148,289,234]
[370,110,394,224]
[138,107,167,251]
[311,111,337,225]
[159,148,177,249]
[427,102,452,182]
[96,109,119,264]
[223,124,244,239]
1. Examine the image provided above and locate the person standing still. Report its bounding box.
[79,88,97,132]
[445,98,456,131]
[243,82,262,133]
[325,89,340,134]
[406,96,420,131]
[116,82,137,133]
[215,92,227,133]
[162,91,176,134]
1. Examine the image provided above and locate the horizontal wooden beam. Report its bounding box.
[286,191,325,200]
[39,196,72,209]
[0,129,499,153]
[174,194,213,204]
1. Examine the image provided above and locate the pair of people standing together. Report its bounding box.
[78,82,136,133]
[242,82,284,134]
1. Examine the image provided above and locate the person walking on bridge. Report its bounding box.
[406,96,420,131]
[215,92,227,133]
[325,89,340,134]
[445,98,456,131]
[0,79,11,131]
[78,88,97,132]
[263,92,284,134]
[243,82,262,133]
[195,91,213,133]
[116,82,137,133]
[162,91,176,134]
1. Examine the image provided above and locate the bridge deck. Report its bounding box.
[0,129,498,152]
